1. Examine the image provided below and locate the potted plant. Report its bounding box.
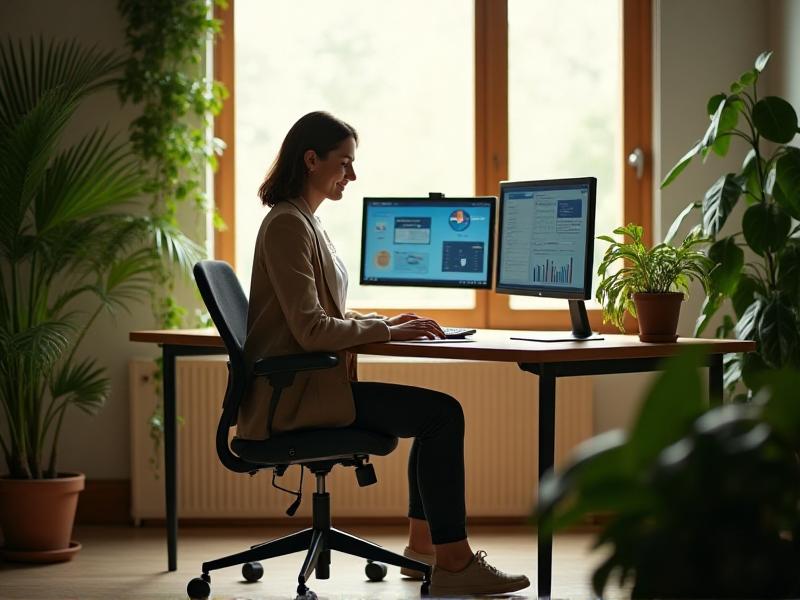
[596,223,713,342]
[535,347,800,598]
[0,38,200,562]
[660,50,800,396]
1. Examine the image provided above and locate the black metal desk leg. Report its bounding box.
[709,353,723,407]
[538,365,556,600]
[162,345,178,572]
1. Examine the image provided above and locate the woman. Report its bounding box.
[241,111,530,597]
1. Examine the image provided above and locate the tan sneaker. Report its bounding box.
[429,550,530,597]
[400,545,434,579]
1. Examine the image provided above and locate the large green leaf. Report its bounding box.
[775,148,800,219]
[738,149,766,203]
[742,202,791,255]
[758,297,800,368]
[702,174,741,236]
[741,351,768,392]
[661,141,702,188]
[712,102,740,157]
[759,369,800,445]
[752,97,798,144]
[701,98,728,152]
[0,88,75,256]
[777,241,800,300]
[49,357,109,416]
[664,202,699,245]
[707,236,743,296]
[731,274,761,319]
[0,38,121,131]
[695,292,723,337]
[734,298,764,340]
[628,348,706,469]
[33,130,142,233]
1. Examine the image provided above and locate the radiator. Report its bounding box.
[129,356,592,521]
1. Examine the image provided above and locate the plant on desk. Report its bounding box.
[595,223,713,342]
[535,347,800,598]
[660,50,800,397]
[0,38,198,561]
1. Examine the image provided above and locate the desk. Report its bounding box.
[130,328,754,597]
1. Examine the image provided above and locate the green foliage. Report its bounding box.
[0,38,198,479]
[116,0,228,470]
[595,224,713,331]
[117,0,227,328]
[536,348,800,598]
[661,50,800,393]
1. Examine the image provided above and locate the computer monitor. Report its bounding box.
[495,177,602,341]
[360,196,496,289]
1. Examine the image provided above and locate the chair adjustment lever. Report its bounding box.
[355,461,377,487]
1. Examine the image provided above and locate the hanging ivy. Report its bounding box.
[117,0,228,476]
[117,0,228,329]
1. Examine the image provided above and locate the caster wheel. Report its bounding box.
[242,561,264,582]
[295,588,318,600]
[187,576,211,599]
[421,579,431,596]
[365,560,388,581]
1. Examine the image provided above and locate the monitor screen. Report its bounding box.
[360,197,496,288]
[495,177,596,300]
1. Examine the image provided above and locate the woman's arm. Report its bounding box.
[263,214,390,351]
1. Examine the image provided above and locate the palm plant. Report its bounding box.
[0,38,203,479]
[596,224,713,331]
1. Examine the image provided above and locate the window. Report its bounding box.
[214,0,651,329]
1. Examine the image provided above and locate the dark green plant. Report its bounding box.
[661,50,800,395]
[0,39,198,479]
[117,0,227,329]
[117,0,228,473]
[596,223,713,331]
[536,347,800,598]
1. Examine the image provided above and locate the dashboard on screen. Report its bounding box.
[495,177,596,300]
[360,197,496,289]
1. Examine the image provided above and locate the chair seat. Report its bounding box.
[231,427,398,465]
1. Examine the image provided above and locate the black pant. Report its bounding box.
[350,381,467,545]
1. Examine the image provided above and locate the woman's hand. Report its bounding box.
[389,317,446,341]
[386,312,420,326]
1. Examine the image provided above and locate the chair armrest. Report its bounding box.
[253,352,339,377]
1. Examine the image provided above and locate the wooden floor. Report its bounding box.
[0,525,627,599]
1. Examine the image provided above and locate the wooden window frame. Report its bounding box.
[213,0,651,331]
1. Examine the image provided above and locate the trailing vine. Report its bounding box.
[117,0,228,474]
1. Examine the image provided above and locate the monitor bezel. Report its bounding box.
[360,196,497,289]
[494,177,597,300]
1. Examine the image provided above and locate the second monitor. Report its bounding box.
[360,196,496,288]
[496,177,602,341]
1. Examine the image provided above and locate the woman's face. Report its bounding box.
[305,136,357,202]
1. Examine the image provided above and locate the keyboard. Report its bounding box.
[442,327,477,339]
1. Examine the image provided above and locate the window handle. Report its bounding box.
[627,147,645,180]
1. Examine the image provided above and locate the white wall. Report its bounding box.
[0,0,206,478]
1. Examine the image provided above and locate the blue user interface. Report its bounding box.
[361,198,495,288]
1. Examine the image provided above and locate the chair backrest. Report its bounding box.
[193,260,258,472]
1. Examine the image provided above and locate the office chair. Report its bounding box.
[188,260,431,600]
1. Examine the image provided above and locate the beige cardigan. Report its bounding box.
[238,199,391,440]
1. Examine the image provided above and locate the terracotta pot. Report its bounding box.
[0,472,84,562]
[632,292,684,343]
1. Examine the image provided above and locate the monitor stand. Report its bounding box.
[510,300,605,343]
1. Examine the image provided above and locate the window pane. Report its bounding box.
[235,1,475,308]
[507,0,622,309]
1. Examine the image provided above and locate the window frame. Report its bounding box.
[213,0,651,331]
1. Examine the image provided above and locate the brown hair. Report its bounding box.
[257,111,358,207]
